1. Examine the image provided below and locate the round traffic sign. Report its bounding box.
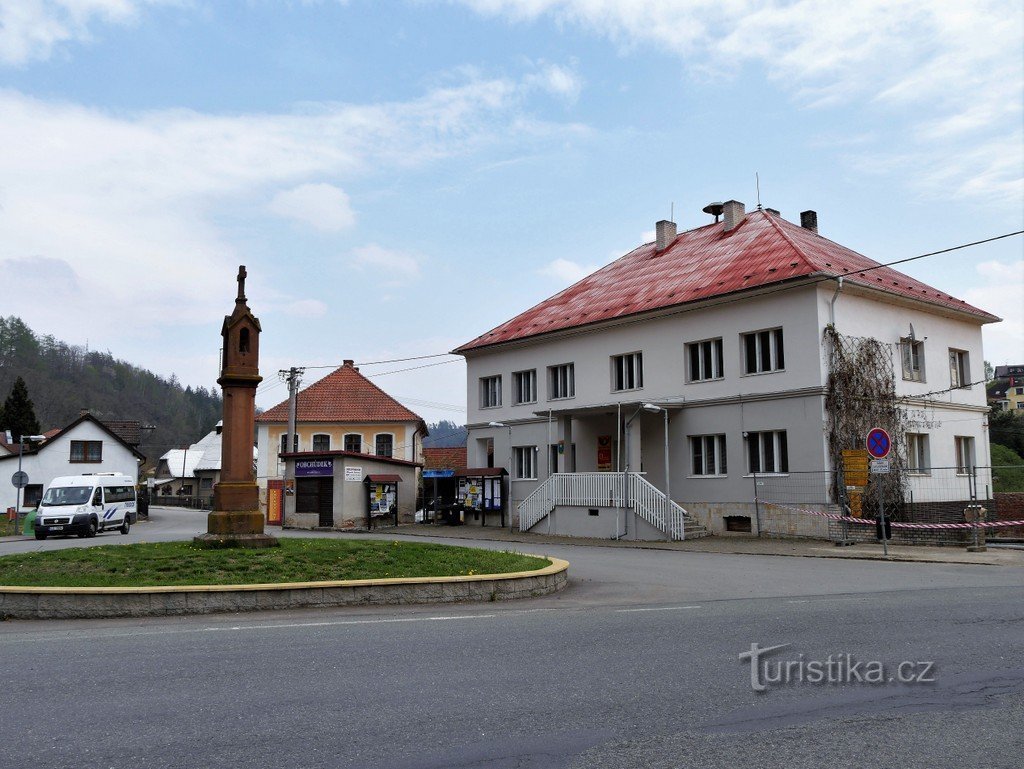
[866,428,891,459]
[11,470,29,489]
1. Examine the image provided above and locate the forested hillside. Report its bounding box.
[0,316,221,467]
[423,419,468,448]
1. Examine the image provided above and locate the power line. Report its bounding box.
[300,353,461,371]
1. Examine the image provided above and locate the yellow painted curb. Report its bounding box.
[0,555,569,595]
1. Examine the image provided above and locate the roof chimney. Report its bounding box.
[655,219,677,252]
[722,200,745,232]
[800,210,818,233]
[343,359,354,367]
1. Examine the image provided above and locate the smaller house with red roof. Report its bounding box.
[455,199,999,540]
[255,359,427,486]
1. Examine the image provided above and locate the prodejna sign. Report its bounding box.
[295,459,334,477]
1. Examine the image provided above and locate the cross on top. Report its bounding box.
[237,265,247,302]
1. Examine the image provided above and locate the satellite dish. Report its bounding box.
[702,202,725,223]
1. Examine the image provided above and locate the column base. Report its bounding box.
[193,532,280,549]
[194,510,280,548]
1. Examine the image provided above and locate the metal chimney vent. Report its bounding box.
[702,202,725,223]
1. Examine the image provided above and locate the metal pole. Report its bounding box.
[16,439,24,531]
[507,426,513,533]
[879,489,888,557]
[663,409,671,541]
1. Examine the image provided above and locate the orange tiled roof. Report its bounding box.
[423,446,467,471]
[256,361,424,425]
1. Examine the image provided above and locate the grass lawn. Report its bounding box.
[0,539,550,588]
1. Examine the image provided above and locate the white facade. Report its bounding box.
[463,282,991,535]
[1,419,142,512]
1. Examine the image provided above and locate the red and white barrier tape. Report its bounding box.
[759,501,1024,530]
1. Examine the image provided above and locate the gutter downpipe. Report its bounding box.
[829,276,844,327]
[617,402,625,539]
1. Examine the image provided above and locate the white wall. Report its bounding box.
[0,421,140,511]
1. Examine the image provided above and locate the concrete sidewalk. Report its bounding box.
[390,523,1024,567]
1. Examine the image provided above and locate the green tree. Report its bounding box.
[984,360,994,382]
[989,407,1024,459]
[0,376,41,440]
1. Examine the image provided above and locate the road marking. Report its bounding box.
[219,614,498,631]
[615,605,701,613]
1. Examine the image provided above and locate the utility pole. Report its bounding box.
[279,367,304,480]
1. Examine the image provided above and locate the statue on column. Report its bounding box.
[194,265,279,548]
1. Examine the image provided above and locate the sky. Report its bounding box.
[1,0,1021,425]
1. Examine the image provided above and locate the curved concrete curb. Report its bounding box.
[0,556,569,620]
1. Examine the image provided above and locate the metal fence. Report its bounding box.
[754,466,1023,544]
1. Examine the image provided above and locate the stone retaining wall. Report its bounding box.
[0,558,569,620]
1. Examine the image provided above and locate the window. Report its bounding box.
[954,436,975,474]
[103,485,135,503]
[1016,387,1023,396]
[312,434,331,452]
[513,446,537,479]
[480,375,502,408]
[686,338,724,382]
[239,327,250,353]
[690,434,727,476]
[611,352,644,391]
[949,349,970,388]
[513,369,537,405]
[1018,402,1024,410]
[200,477,214,491]
[70,440,102,463]
[180,484,194,496]
[279,434,298,454]
[742,328,785,374]
[900,338,925,382]
[746,430,788,474]
[375,434,394,458]
[344,434,362,453]
[906,433,930,474]
[548,364,575,400]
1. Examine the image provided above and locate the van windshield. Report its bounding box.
[41,487,92,506]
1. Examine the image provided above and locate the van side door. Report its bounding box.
[90,487,103,525]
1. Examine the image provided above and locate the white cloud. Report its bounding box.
[0,0,155,66]
[351,244,422,281]
[527,62,583,102]
[539,257,599,284]
[965,259,1024,367]
[454,1,1023,205]
[268,183,356,232]
[0,73,582,362]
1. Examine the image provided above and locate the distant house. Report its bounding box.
[154,421,257,505]
[0,413,145,511]
[255,359,427,484]
[455,200,999,539]
[989,365,1024,411]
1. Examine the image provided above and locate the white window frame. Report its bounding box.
[343,433,362,453]
[906,433,930,474]
[374,432,395,459]
[690,434,727,476]
[611,351,644,392]
[954,436,975,474]
[548,363,575,400]
[513,446,538,480]
[900,338,925,382]
[745,430,788,474]
[512,369,537,405]
[480,375,502,408]
[741,328,785,375]
[948,348,970,389]
[686,338,724,382]
[311,433,331,452]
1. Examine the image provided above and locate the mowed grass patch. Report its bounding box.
[0,539,550,588]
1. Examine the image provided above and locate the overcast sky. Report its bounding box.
[1,0,1021,423]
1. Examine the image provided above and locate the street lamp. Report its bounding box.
[488,421,513,532]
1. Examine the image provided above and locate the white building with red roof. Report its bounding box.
[454,200,999,540]
[255,360,427,485]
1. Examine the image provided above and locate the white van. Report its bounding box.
[35,473,137,540]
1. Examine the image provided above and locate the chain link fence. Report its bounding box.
[754,466,1023,545]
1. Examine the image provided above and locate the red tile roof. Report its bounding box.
[256,361,425,426]
[423,446,468,471]
[455,209,999,353]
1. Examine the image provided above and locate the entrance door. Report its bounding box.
[297,477,334,527]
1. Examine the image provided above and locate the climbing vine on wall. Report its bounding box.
[823,326,908,516]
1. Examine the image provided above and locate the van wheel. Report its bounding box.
[85,518,98,538]
[120,516,131,535]
[35,531,47,540]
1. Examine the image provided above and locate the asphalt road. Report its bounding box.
[2,508,1023,768]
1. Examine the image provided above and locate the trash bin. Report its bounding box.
[875,517,892,541]
[21,509,37,537]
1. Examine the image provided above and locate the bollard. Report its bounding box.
[966,504,987,553]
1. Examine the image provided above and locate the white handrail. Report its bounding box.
[516,472,688,540]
